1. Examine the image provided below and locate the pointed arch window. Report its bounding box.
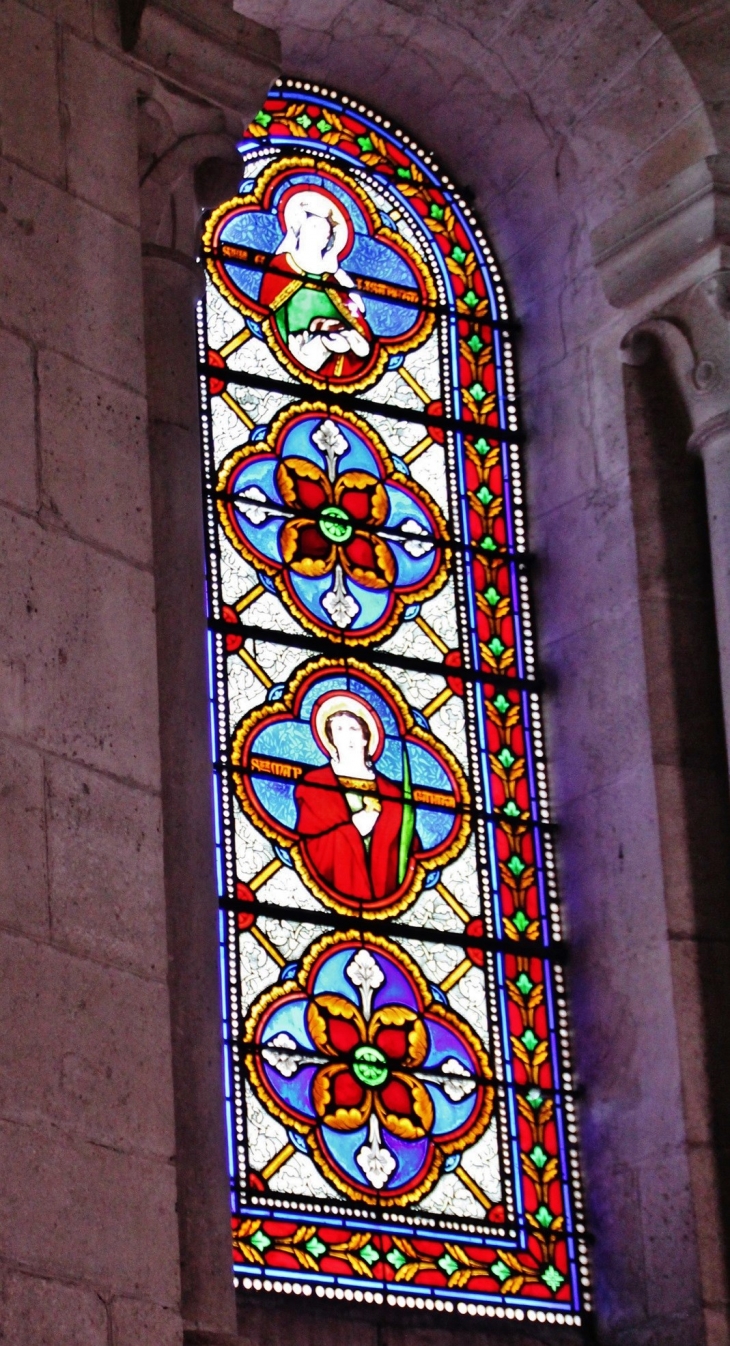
[198,80,589,1327]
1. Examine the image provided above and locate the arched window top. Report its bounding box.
[198,80,588,1328]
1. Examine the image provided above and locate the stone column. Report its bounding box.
[594,170,730,1346]
[128,4,279,1337]
[690,410,730,758]
[623,272,730,769]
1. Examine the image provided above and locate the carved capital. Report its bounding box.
[622,270,730,444]
[688,410,730,458]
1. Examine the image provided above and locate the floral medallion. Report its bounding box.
[244,931,494,1206]
[217,403,450,644]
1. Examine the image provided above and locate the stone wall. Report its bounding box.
[1,0,729,1343]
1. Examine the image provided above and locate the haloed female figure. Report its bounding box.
[259,187,373,378]
[295,696,417,904]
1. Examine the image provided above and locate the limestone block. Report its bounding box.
[0,0,64,184]
[0,1269,108,1346]
[64,34,141,227]
[46,757,167,979]
[542,609,655,809]
[0,738,49,937]
[0,327,37,514]
[570,35,706,207]
[0,513,161,788]
[639,1147,703,1322]
[531,0,656,134]
[111,1296,182,1346]
[522,347,599,517]
[0,1117,180,1299]
[21,0,94,37]
[496,0,596,87]
[0,160,146,393]
[38,351,152,566]
[532,478,639,649]
[0,930,175,1154]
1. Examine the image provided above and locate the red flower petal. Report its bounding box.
[328,1018,361,1055]
[379,1077,413,1116]
[373,1026,407,1062]
[333,1070,365,1109]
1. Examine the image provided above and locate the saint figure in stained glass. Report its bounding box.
[199,80,590,1327]
[260,186,373,377]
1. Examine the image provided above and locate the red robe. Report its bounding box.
[295,765,414,903]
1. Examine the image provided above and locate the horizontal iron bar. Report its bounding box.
[220,895,568,959]
[199,361,523,444]
[209,617,542,692]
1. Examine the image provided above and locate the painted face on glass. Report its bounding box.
[294,210,336,270]
[324,711,372,778]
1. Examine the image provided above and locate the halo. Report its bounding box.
[276,184,354,260]
[312,691,384,762]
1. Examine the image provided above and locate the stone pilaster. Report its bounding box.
[127,4,279,1335]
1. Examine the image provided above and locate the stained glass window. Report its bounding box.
[197,79,590,1328]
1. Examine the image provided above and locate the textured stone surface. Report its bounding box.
[0,739,48,937]
[112,1295,183,1346]
[38,350,152,565]
[46,756,167,977]
[0,0,65,184]
[0,327,38,515]
[0,1269,108,1346]
[0,512,160,787]
[0,160,146,392]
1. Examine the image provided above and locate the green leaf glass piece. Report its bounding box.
[469,381,486,402]
[480,535,497,551]
[491,1259,510,1283]
[430,203,445,219]
[493,693,510,714]
[254,111,272,128]
[477,485,494,507]
[531,1144,548,1169]
[464,290,479,308]
[526,1087,544,1109]
[295,113,312,129]
[361,1242,379,1267]
[386,1247,407,1270]
[474,435,489,453]
[503,800,521,817]
[357,135,374,152]
[513,909,530,932]
[305,1235,327,1258]
[542,1265,565,1291]
[250,1228,272,1252]
[489,636,506,657]
[437,1251,460,1276]
[516,971,533,995]
[396,167,412,179]
[484,584,500,605]
[497,746,515,767]
[452,245,467,264]
[507,853,526,876]
[536,1205,553,1229]
[316,118,332,133]
[521,1027,539,1051]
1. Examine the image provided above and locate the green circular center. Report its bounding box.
[318,505,353,544]
[352,1044,389,1089]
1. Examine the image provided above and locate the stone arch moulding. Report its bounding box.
[197,78,591,1333]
